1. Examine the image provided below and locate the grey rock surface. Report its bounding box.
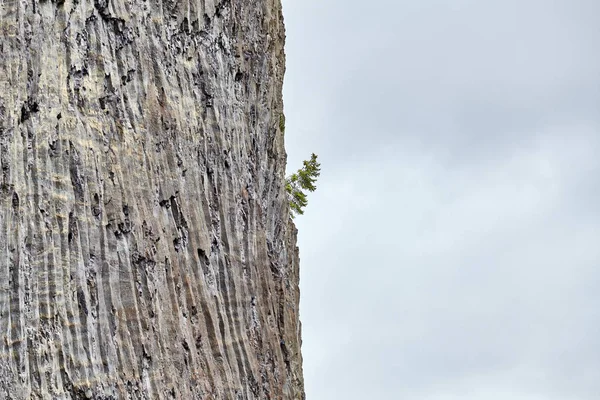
[0,0,304,398]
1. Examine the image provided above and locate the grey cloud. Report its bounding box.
[282,0,600,399]
[284,0,600,167]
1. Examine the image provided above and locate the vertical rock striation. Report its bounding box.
[0,0,304,398]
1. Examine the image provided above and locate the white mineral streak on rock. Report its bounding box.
[0,0,304,398]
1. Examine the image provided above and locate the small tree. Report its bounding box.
[286,153,321,218]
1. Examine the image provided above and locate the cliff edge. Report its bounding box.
[0,0,304,398]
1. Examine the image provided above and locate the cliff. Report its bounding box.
[0,0,304,398]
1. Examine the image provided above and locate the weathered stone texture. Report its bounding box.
[0,0,304,398]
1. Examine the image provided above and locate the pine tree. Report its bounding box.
[286,153,321,218]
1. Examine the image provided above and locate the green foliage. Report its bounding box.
[279,113,286,134]
[285,153,321,218]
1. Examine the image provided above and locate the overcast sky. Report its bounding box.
[280,0,600,399]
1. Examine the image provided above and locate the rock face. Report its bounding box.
[0,0,304,398]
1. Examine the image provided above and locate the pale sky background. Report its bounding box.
[280,0,600,399]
